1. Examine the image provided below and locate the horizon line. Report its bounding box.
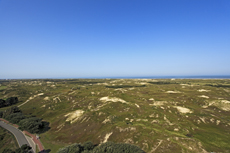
[1,75,230,80]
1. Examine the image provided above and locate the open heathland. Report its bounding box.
[0,79,230,152]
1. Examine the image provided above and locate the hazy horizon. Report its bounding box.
[1,0,230,79]
[2,75,230,80]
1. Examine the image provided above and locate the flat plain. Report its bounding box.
[0,79,230,153]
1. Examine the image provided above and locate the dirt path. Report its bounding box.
[18,93,44,107]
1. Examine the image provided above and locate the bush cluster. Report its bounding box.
[0,106,49,134]
[18,117,49,134]
[57,141,145,153]
[0,97,19,108]
[2,144,32,153]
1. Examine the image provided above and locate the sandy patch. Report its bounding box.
[97,83,109,85]
[208,100,230,111]
[124,138,134,144]
[149,101,167,106]
[114,88,127,93]
[166,91,181,93]
[56,123,65,132]
[174,106,192,113]
[174,128,179,131]
[65,110,84,124]
[136,119,148,122]
[199,117,206,124]
[103,132,113,143]
[202,105,208,108]
[221,100,230,104]
[149,114,155,118]
[102,117,111,124]
[29,93,44,100]
[135,103,140,108]
[150,140,163,153]
[199,95,209,98]
[151,120,159,123]
[100,97,128,104]
[198,89,210,92]
[210,118,215,123]
[53,97,61,102]
[37,93,44,96]
[137,82,148,85]
[180,84,194,86]
[164,115,173,125]
[43,97,49,101]
[68,91,75,95]
[116,127,136,132]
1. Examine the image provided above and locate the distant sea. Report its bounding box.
[96,75,230,79]
[2,75,230,80]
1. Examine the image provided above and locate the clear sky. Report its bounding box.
[0,0,230,79]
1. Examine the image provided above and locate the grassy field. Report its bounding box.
[0,79,230,152]
[0,126,19,152]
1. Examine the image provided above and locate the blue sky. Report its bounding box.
[0,0,230,79]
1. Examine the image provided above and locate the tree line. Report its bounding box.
[0,97,19,108]
[57,141,145,153]
[0,106,50,134]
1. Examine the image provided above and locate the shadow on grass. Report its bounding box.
[38,121,50,134]
[39,149,51,153]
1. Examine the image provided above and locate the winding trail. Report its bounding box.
[18,99,30,107]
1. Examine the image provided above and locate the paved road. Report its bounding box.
[0,121,34,152]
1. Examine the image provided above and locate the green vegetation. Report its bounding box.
[18,117,49,134]
[1,106,50,134]
[205,83,230,88]
[0,97,19,108]
[0,85,7,91]
[2,144,32,153]
[57,141,144,153]
[147,81,178,84]
[106,85,146,88]
[0,79,230,152]
[0,127,19,152]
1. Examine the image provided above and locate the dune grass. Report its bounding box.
[0,79,230,152]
